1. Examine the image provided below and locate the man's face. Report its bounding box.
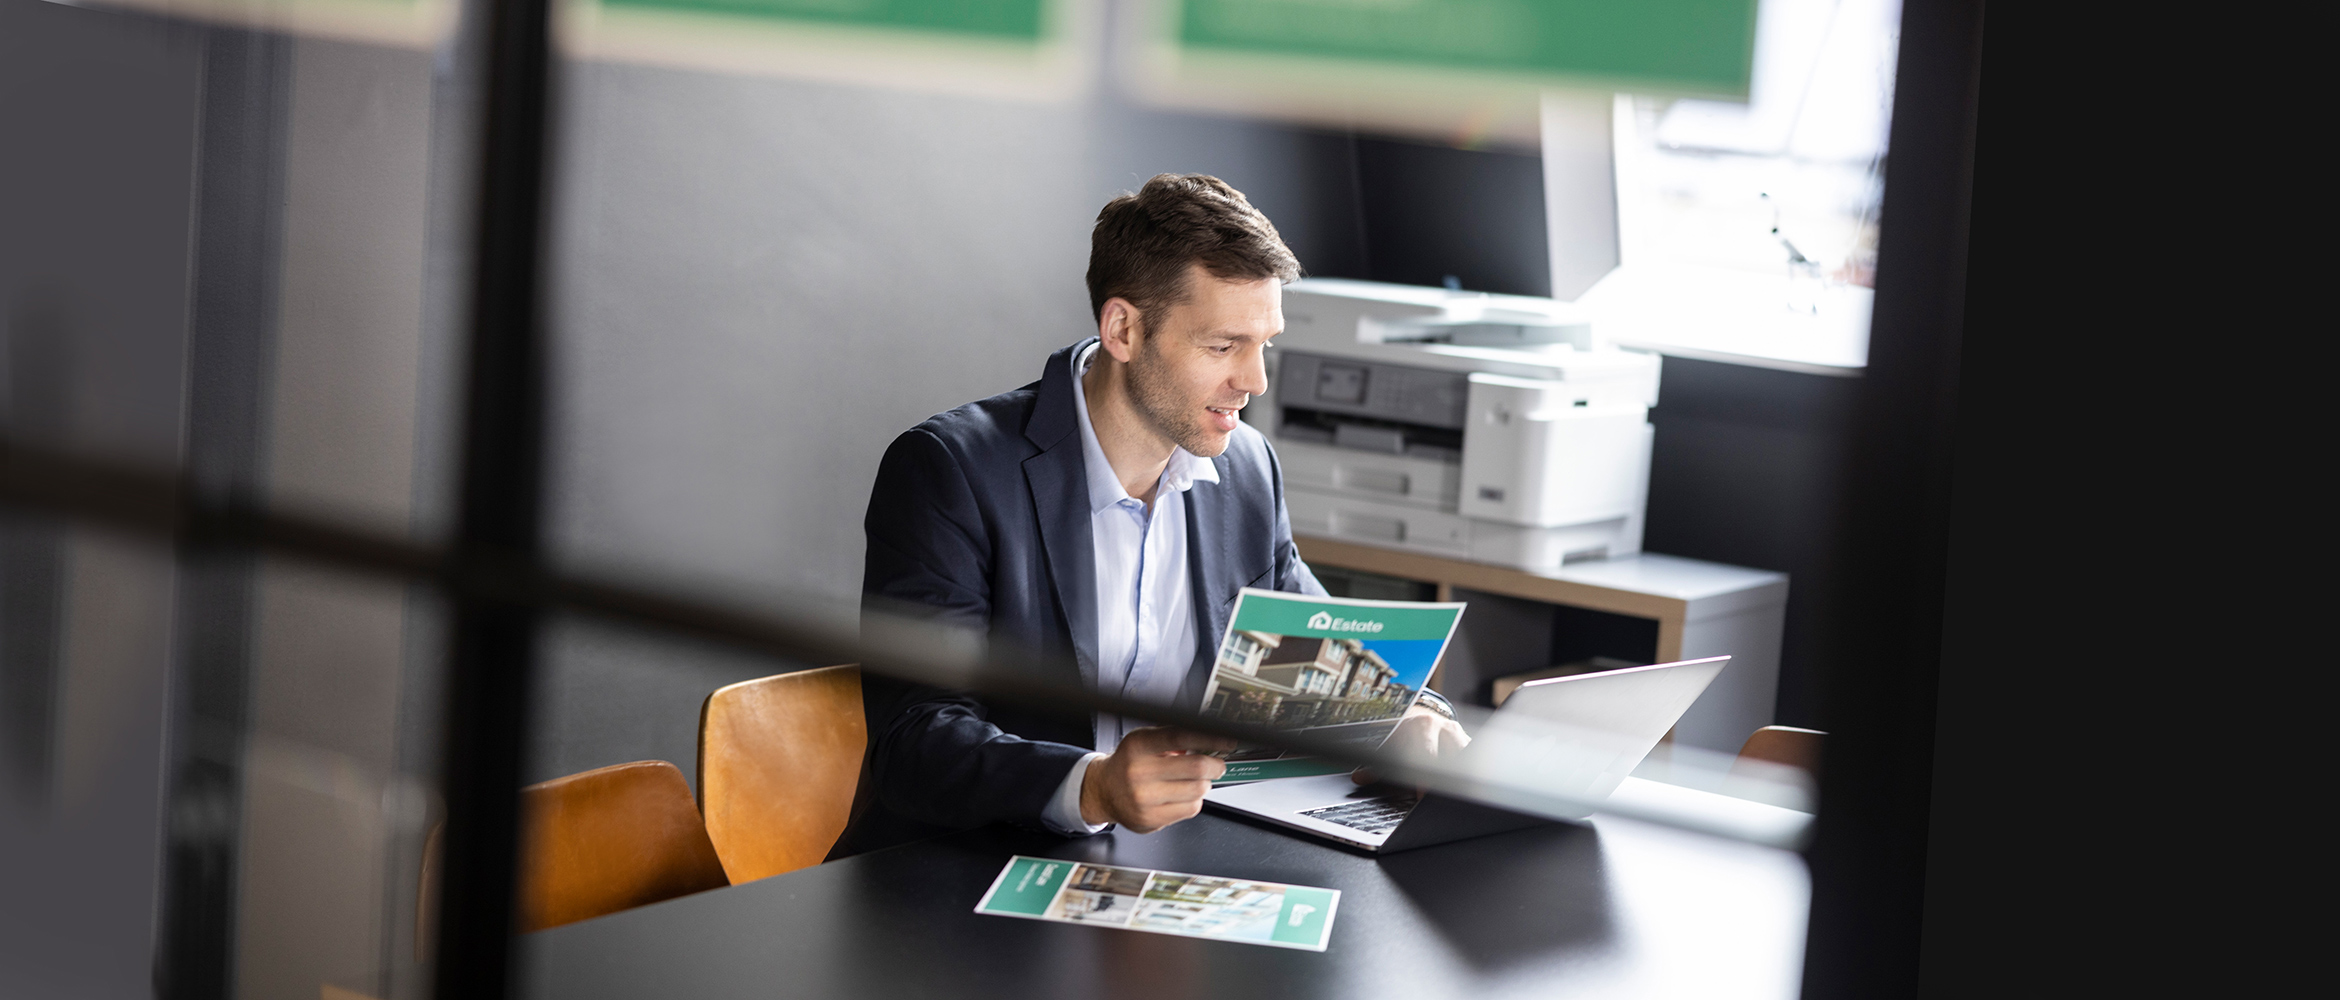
[1122,263,1281,459]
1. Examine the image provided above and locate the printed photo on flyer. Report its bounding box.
[1200,589,1465,780]
[974,855,1340,952]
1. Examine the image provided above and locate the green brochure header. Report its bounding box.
[1229,589,1463,643]
[1218,757,1353,783]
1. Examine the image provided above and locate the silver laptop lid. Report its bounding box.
[1462,656,1729,807]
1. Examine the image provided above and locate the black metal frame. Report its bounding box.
[1800,0,1985,996]
[155,26,291,1000]
[431,0,554,993]
[0,0,1987,995]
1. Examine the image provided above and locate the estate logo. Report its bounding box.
[1305,610,1384,633]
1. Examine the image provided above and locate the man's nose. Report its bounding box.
[1233,347,1270,398]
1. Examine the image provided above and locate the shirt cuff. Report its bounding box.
[1041,752,1112,835]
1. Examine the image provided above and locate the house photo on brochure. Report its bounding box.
[1202,589,1466,781]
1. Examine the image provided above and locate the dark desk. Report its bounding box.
[520,804,1807,999]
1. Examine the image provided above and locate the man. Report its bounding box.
[842,174,1453,855]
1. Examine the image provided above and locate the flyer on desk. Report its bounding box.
[1201,588,1466,783]
[974,856,1340,951]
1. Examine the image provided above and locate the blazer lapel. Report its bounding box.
[1026,340,1099,690]
[1179,455,1240,709]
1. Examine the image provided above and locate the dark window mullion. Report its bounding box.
[431,0,557,996]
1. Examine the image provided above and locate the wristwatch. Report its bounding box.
[1414,688,1457,721]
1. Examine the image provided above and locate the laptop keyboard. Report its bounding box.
[1301,795,1419,835]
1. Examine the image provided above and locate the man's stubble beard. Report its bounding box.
[1124,331,1231,459]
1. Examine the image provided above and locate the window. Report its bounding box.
[1583,0,1901,372]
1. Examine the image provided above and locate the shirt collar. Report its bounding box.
[1071,342,1219,515]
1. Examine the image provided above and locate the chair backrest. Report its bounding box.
[1733,725,1826,777]
[515,760,730,933]
[697,665,866,884]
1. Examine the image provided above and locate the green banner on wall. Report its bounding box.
[1172,0,1757,96]
[601,0,1050,40]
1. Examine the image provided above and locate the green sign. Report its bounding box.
[604,0,1050,41]
[1174,0,1757,96]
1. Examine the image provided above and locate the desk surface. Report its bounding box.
[1296,540,1787,613]
[520,786,1810,1000]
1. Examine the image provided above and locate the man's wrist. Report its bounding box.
[1044,752,1112,835]
[1078,754,1108,826]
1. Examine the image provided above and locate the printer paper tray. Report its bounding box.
[1287,490,1634,571]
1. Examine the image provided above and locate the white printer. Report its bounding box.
[1260,278,1661,572]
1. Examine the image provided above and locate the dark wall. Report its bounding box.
[1085,101,1372,292]
[1274,132,1371,283]
[1643,358,1861,728]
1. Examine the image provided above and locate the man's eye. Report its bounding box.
[1211,344,1235,355]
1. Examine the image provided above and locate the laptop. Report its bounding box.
[1202,656,1730,854]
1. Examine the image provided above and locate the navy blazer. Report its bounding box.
[840,338,1322,854]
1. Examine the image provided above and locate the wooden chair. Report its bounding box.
[514,760,730,932]
[697,665,867,884]
[1732,725,1826,778]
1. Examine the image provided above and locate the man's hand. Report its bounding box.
[1079,727,1239,832]
[1352,705,1471,785]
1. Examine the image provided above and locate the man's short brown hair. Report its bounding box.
[1085,173,1302,323]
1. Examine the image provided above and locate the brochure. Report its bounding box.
[974,855,1339,951]
[1201,588,1466,782]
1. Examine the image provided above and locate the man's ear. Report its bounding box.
[1097,298,1143,364]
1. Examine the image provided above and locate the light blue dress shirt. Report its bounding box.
[1041,343,1220,834]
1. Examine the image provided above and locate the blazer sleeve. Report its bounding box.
[859,429,1090,831]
